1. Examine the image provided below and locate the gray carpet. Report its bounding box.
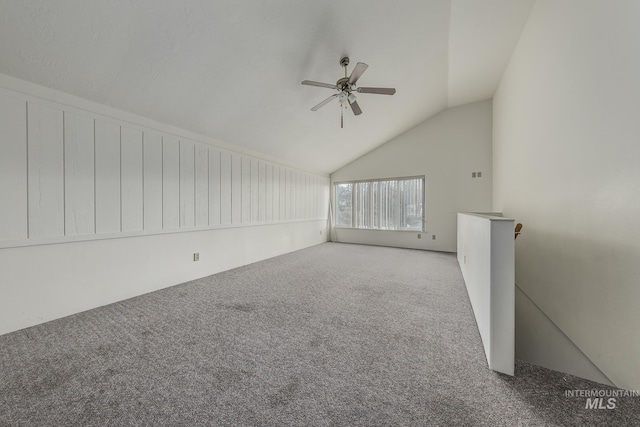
[0,242,637,426]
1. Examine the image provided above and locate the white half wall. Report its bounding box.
[330,100,493,252]
[493,0,640,389]
[457,212,514,375]
[0,74,329,336]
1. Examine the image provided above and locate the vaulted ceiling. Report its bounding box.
[0,0,535,174]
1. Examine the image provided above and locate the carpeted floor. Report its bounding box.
[0,242,637,426]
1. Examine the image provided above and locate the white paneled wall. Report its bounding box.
[64,112,95,236]
[143,131,163,231]
[0,93,28,241]
[0,88,329,249]
[95,120,121,234]
[28,103,65,239]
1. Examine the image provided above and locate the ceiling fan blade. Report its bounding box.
[302,80,338,90]
[348,62,368,85]
[356,87,396,95]
[311,94,338,111]
[349,99,362,116]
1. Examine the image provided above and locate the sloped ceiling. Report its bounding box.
[0,0,534,174]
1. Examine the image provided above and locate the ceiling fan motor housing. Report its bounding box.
[336,77,351,92]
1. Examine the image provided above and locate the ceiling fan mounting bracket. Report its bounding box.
[340,57,350,68]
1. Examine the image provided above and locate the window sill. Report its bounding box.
[333,227,424,233]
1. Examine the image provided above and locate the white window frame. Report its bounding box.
[333,175,425,232]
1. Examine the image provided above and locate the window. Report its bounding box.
[334,176,424,231]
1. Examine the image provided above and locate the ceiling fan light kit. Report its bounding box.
[302,57,396,128]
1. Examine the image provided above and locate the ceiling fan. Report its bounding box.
[302,57,396,128]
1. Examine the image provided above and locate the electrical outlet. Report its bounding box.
[472,172,477,178]
[432,235,436,240]
[417,233,421,239]
[477,171,482,178]
[193,253,199,262]
[320,230,322,235]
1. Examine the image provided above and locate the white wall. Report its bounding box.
[330,100,493,252]
[457,212,514,376]
[0,75,329,336]
[493,0,640,389]
[515,287,613,386]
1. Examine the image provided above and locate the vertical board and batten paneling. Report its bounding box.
[320,177,325,217]
[301,172,306,219]
[179,140,195,228]
[220,151,232,225]
[302,173,309,218]
[250,159,259,224]
[313,176,317,218]
[0,88,329,249]
[162,136,180,230]
[286,169,296,221]
[279,167,288,221]
[241,157,251,224]
[298,172,304,219]
[64,112,95,236]
[308,175,312,217]
[0,93,27,241]
[296,171,302,219]
[258,161,266,223]
[273,166,280,222]
[301,173,307,219]
[294,171,303,218]
[307,174,311,218]
[207,148,220,226]
[312,175,316,218]
[195,144,209,227]
[143,131,163,231]
[28,103,65,239]
[121,127,143,232]
[319,176,324,217]
[95,120,121,234]
[315,176,320,218]
[265,163,273,223]
[288,170,294,221]
[318,175,322,217]
[282,169,288,221]
[308,175,312,218]
[231,154,242,225]
[292,170,298,220]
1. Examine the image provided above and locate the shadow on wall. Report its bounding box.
[513,225,639,389]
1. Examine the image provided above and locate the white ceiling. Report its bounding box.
[0,0,535,174]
